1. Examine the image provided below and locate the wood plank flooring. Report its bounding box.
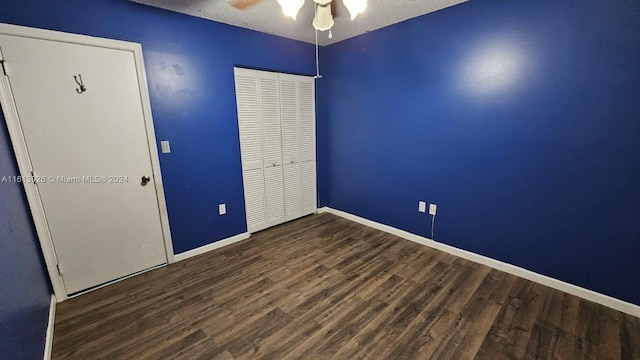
[52,213,640,359]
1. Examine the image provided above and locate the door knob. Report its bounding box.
[141,175,151,186]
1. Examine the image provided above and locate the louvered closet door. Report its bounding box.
[235,68,317,233]
[298,77,317,216]
[257,71,286,227]
[234,68,267,232]
[280,74,302,221]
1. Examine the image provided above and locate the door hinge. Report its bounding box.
[0,60,8,76]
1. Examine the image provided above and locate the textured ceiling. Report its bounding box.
[131,0,468,46]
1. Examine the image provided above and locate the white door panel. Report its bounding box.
[299,79,316,163]
[0,34,166,294]
[284,162,301,221]
[243,168,268,232]
[258,71,285,225]
[279,75,299,160]
[234,68,268,232]
[298,76,317,215]
[280,73,302,222]
[258,72,282,164]
[235,70,262,167]
[301,160,317,216]
[264,165,285,226]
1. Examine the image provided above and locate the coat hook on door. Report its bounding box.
[74,74,86,94]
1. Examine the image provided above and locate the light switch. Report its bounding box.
[418,201,426,213]
[160,140,171,154]
[219,203,226,215]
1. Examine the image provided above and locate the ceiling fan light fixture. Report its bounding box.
[312,3,334,31]
[277,0,305,20]
[343,0,367,20]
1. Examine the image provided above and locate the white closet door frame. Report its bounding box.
[0,23,175,302]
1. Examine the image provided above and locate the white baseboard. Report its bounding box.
[318,207,640,318]
[43,294,56,360]
[174,232,251,262]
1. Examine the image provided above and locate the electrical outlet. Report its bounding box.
[219,203,226,215]
[418,201,426,213]
[429,203,437,216]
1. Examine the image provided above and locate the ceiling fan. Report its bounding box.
[231,0,368,35]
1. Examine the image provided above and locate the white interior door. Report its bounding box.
[0,34,167,294]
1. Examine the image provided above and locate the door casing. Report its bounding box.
[0,23,175,302]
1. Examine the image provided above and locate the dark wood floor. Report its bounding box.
[53,213,640,359]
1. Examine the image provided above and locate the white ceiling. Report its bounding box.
[131,0,468,46]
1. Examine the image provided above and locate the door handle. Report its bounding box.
[141,175,151,186]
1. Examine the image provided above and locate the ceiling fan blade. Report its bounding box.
[330,0,339,17]
[231,0,262,10]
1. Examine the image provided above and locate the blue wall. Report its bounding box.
[0,110,51,358]
[2,2,639,357]
[318,0,640,305]
[0,0,316,254]
[0,0,314,357]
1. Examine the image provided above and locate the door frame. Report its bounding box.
[0,23,175,302]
